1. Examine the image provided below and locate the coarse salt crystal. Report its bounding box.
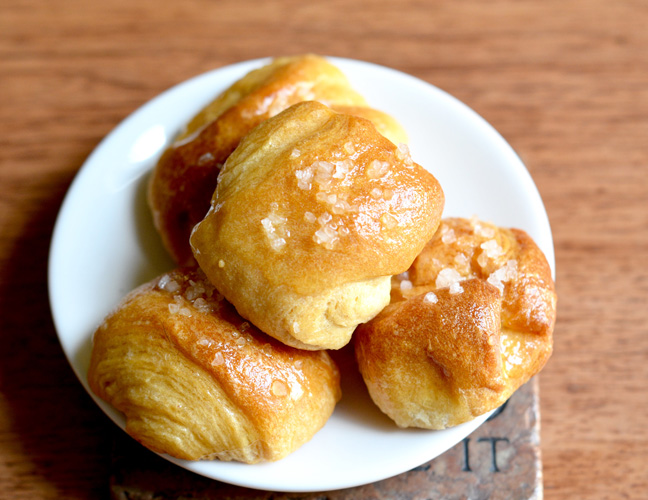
[503,259,518,279]
[261,217,274,233]
[313,161,334,188]
[333,159,351,179]
[481,239,504,258]
[487,259,518,293]
[475,223,495,238]
[442,228,457,244]
[262,343,273,356]
[270,237,286,250]
[366,159,390,179]
[316,160,334,174]
[313,228,328,244]
[313,226,340,249]
[435,268,465,289]
[262,213,289,251]
[158,275,180,293]
[331,200,346,214]
[478,239,504,268]
[396,143,412,164]
[477,252,489,269]
[318,212,332,225]
[449,282,464,295]
[400,280,413,291]
[193,298,211,313]
[370,187,383,199]
[218,259,225,268]
[185,280,205,301]
[381,213,398,229]
[454,253,468,266]
[271,380,289,397]
[470,215,496,237]
[295,167,313,190]
[324,239,340,250]
[304,211,317,223]
[423,291,438,304]
[198,152,215,166]
[212,351,224,366]
[323,224,337,238]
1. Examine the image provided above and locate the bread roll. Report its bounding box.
[190,101,444,350]
[148,54,407,266]
[355,217,556,429]
[87,267,341,463]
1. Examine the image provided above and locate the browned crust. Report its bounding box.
[355,218,556,429]
[190,101,444,350]
[148,54,368,266]
[88,268,341,462]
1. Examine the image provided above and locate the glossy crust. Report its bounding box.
[355,217,556,429]
[190,101,444,350]
[87,268,341,463]
[148,54,407,266]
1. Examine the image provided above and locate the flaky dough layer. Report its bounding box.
[88,268,341,463]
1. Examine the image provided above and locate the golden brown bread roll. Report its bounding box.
[148,54,407,266]
[87,267,341,463]
[179,55,366,141]
[354,217,556,429]
[190,101,444,351]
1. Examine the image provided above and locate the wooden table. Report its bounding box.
[1,1,646,498]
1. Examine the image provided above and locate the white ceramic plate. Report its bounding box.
[48,57,555,492]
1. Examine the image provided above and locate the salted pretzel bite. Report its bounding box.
[190,101,444,350]
[88,267,341,463]
[355,217,556,429]
[148,54,406,265]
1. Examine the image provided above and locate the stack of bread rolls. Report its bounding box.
[87,55,556,464]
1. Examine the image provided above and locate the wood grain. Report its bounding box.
[1,0,647,498]
[108,380,542,500]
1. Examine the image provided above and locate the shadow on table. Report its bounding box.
[0,167,112,499]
